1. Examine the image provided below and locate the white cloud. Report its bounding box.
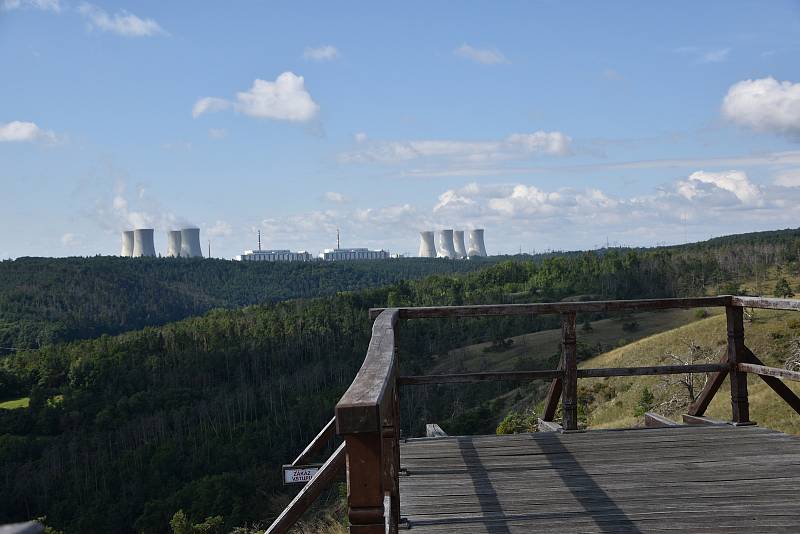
[78,2,166,37]
[340,131,572,164]
[774,169,800,187]
[722,77,800,139]
[2,0,60,11]
[304,45,340,61]
[324,191,348,204]
[678,170,761,205]
[0,120,55,143]
[206,220,233,237]
[354,132,368,143]
[454,43,508,65]
[193,72,319,122]
[60,233,80,246]
[208,128,227,139]
[699,48,729,63]
[192,97,231,118]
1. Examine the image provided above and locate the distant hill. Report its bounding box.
[0,255,507,349]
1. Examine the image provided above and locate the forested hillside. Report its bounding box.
[0,256,503,350]
[2,229,800,533]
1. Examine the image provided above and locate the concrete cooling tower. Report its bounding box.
[166,231,182,257]
[132,229,156,257]
[437,229,457,259]
[418,231,436,258]
[453,230,467,259]
[467,229,487,257]
[180,228,203,258]
[120,231,134,257]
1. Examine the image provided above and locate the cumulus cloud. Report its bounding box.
[304,45,339,61]
[677,170,762,205]
[454,44,508,65]
[339,131,572,164]
[60,232,80,246]
[722,77,800,139]
[2,0,60,11]
[0,120,55,143]
[78,3,167,37]
[193,72,319,122]
[324,191,348,204]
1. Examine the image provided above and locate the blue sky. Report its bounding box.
[2,1,800,258]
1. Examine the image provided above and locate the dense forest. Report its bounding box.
[2,228,800,533]
[0,255,505,350]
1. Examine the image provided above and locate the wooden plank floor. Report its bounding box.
[399,425,800,533]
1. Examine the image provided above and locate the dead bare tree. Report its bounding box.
[655,339,721,414]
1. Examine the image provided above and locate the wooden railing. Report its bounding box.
[268,295,800,533]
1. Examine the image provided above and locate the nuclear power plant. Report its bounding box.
[120,227,204,258]
[120,230,134,257]
[180,228,203,258]
[166,231,182,257]
[132,229,156,257]
[418,228,487,258]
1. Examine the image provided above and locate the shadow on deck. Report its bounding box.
[399,425,800,533]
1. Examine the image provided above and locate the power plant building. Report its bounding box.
[453,230,467,259]
[468,229,487,257]
[437,229,458,259]
[417,228,487,258]
[180,228,203,258]
[166,231,182,257]
[235,249,312,262]
[319,248,389,261]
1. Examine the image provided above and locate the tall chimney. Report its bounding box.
[120,231,134,257]
[467,229,487,257]
[180,228,203,258]
[166,231,182,257]
[453,230,467,259]
[132,229,156,257]
[418,231,436,258]
[437,229,457,259]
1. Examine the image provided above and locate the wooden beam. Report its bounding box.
[398,370,562,386]
[336,309,399,434]
[292,417,336,466]
[265,443,346,534]
[425,424,448,437]
[682,414,728,426]
[561,312,578,431]
[541,360,562,422]
[644,412,680,428]
[727,306,750,424]
[730,295,800,312]
[738,362,800,382]
[577,363,728,378]
[743,348,800,415]
[369,296,731,320]
[686,351,729,417]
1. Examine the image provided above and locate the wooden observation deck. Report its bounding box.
[267,296,800,533]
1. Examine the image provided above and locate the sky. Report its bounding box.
[2,1,800,259]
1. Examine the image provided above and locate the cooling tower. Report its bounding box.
[132,229,156,257]
[418,231,436,258]
[120,231,134,257]
[180,228,203,258]
[437,229,457,259]
[166,230,182,257]
[453,230,467,259]
[467,229,487,257]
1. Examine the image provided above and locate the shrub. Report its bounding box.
[634,387,655,417]
[496,409,538,435]
[694,309,709,319]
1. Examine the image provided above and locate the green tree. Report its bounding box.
[634,387,655,417]
[774,278,795,298]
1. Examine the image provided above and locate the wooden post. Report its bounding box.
[345,432,385,533]
[726,306,750,424]
[561,312,578,431]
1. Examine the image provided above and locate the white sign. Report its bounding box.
[283,465,320,485]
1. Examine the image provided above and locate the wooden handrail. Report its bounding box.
[336,309,399,434]
[369,296,732,320]
[292,417,336,466]
[265,443,346,534]
[730,295,800,311]
[738,362,800,382]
